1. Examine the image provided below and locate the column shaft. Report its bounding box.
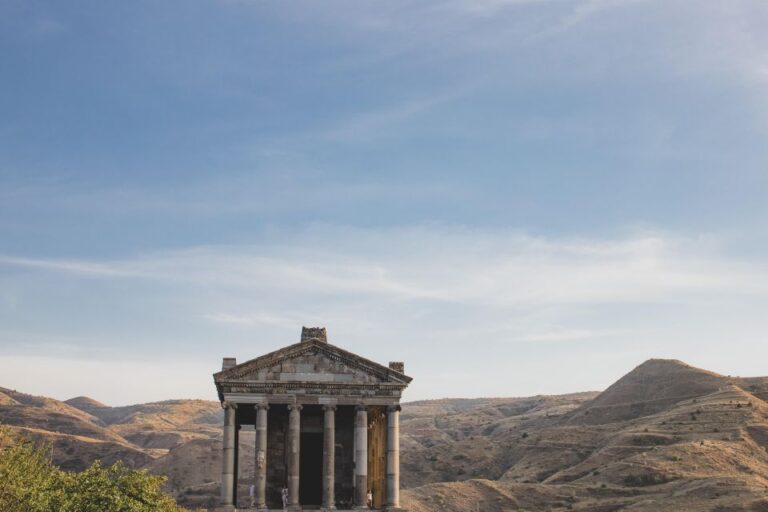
[255,404,269,509]
[386,405,401,509]
[220,402,236,507]
[323,406,336,510]
[287,404,302,509]
[234,424,240,506]
[354,405,368,508]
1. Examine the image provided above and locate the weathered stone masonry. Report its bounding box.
[213,327,412,511]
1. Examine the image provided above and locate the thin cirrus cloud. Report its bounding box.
[1,226,768,403]
[2,226,768,403]
[0,227,761,306]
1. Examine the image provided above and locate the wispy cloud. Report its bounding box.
[510,328,625,343]
[3,226,768,402]
[546,0,649,35]
[317,89,467,143]
[1,227,765,308]
[0,256,140,278]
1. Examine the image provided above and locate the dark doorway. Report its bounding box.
[300,432,323,505]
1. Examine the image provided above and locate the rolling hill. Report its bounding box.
[2,359,768,511]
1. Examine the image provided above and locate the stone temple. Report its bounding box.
[213,327,412,511]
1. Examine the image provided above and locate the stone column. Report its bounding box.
[386,405,401,510]
[234,423,240,507]
[220,402,237,509]
[354,405,368,509]
[254,404,269,510]
[322,405,336,510]
[287,404,302,511]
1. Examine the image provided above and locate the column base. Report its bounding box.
[212,506,236,512]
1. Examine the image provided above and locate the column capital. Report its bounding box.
[287,403,303,412]
[323,405,337,412]
[355,404,368,412]
[222,401,238,410]
[387,405,402,413]
[254,403,270,411]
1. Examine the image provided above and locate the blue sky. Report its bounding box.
[2,0,768,405]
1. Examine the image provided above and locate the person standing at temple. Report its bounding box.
[367,489,373,508]
[281,487,289,510]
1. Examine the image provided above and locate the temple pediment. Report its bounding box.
[214,336,412,388]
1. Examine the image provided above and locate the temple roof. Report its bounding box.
[213,328,412,401]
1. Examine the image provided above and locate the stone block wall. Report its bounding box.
[254,350,380,384]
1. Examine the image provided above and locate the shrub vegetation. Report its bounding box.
[0,427,186,512]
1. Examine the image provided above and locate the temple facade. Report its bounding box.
[213,327,412,511]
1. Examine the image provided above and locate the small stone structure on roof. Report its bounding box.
[213,326,412,511]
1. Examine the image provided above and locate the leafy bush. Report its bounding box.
[0,427,186,512]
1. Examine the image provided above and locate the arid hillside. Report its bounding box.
[3,359,768,511]
[403,360,768,512]
[0,386,222,478]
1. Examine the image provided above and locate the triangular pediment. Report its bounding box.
[214,339,412,386]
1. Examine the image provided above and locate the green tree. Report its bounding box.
[0,427,187,512]
[0,427,64,512]
[59,461,186,512]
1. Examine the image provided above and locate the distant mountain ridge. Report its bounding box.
[2,359,768,511]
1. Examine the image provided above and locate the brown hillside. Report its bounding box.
[4,358,768,512]
[401,393,598,487]
[737,376,768,403]
[64,396,110,415]
[0,388,130,445]
[64,397,222,450]
[9,426,155,471]
[0,389,223,475]
[78,399,221,429]
[0,390,18,406]
[565,359,728,425]
[147,437,222,493]
[0,387,103,425]
[146,431,258,510]
[103,400,222,450]
[400,360,768,511]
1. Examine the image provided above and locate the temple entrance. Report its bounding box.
[300,432,323,506]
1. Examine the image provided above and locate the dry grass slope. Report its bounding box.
[3,358,768,511]
[401,359,768,511]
